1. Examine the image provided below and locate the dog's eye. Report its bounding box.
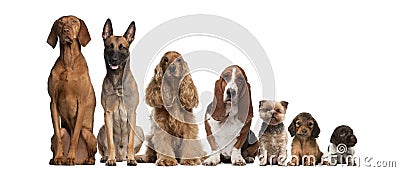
[276,109,280,113]
[238,76,245,82]
[308,122,314,127]
[296,121,301,127]
[222,73,230,80]
[119,44,124,50]
[163,57,168,63]
[108,43,114,49]
[176,58,182,62]
[72,20,78,23]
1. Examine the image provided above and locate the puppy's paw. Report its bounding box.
[127,159,137,166]
[259,156,268,166]
[202,154,220,166]
[65,157,76,165]
[155,157,178,166]
[181,158,201,166]
[106,159,116,166]
[231,154,246,166]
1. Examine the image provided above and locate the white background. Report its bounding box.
[0,0,399,171]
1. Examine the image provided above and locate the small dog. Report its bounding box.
[203,65,258,166]
[47,15,97,165]
[96,19,143,166]
[322,125,357,166]
[288,112,323,166]
[138,51,203,166]
[258,100,288,166]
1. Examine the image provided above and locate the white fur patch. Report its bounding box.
[231,147,246,165]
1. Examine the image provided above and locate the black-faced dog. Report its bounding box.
[322,125,357,166]
[97,19,143,166]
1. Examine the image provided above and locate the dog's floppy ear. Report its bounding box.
[281,101,288,110]
[330,128,339,145]
[124,21,136,44]
[47,20,58,48]
[102,18,113,41]
[210,78,227,121]
[78,19,91,47]
[311,118,321,138]
[145,64,164,108]
[237,82,252,123]
[288,118,297,137]
[179,74,199,110]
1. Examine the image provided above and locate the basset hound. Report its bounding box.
[203,65,258,166]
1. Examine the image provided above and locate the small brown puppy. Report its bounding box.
[258,100,288,166]
[322,125,357,166]
[288,112,323,166]
[47,15,97,165]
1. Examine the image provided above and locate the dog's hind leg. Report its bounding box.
[81,128,97,165]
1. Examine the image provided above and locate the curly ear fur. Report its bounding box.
[311,118,320,138]
[237,82,253,123]
[179,74,199,111]
[288,118,297,137]
[47,20,58,48]
[210,78,226,120]
[145,65,164,107]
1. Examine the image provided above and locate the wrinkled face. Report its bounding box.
[161,51,187,78]
[259,100,287,125]
[295,115,316,137]
[54,16,81,45]
[333,126,357,147]
[104,36,130,70]
[221,66,247,105]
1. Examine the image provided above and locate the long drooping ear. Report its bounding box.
[281,101,289,110]
[124,21,136,44]
[237,82,253,123]
[330,128,339,145]
[288,118,297,137]
[179,74,199,111]
[311,118,321,138]
[210,78,226,120]
[102,18,113,41]
[145,64,163,107]
[78,19,91,47]
[47,20,58,48]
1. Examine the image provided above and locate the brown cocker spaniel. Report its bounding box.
[137,51,203,166]
[288,112,323,166]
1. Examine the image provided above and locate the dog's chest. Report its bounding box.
[260,131,287,154]
[208,115,243,156]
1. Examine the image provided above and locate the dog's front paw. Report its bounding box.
[49,157,64,165]
[100,156,107,163]
[106,159,116,166]
[65,157,76,165]
[259,156,268,166]
[181,158,201,166]
[127,159,137,166]
[156,157,178,166]
[202,154,220,166]
[231,154,246,166]
[244,157,254,163]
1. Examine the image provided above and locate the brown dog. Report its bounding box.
[288,112,322,166]
[96,19,143,166]
[47,15,97,165]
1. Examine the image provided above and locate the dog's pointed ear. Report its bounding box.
[288,118,297,137]
[281,101,289,110]
[78,19,91,47]
[47,20,58,48]
[102,18,113,41]
[311,118,321,138]
[124,21,136,44]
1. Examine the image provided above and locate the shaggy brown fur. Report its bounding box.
[136,51,203,166]
[288,112,323,166]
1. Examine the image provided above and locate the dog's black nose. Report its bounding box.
[169,64,176,71]
[271,112,275,118]
[63,28,69,33]
[301,129,307,134]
